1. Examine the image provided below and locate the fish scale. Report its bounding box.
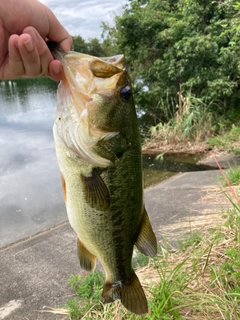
[48,42,157,315]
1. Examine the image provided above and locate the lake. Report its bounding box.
[0,79,67,247]
[0,78,206,248]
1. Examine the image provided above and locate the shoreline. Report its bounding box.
[142,139,210,156]
[142,141,231,158]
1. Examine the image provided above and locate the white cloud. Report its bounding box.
[39,0,128,39]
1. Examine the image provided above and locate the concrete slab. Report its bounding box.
[198,154,240,169]
[0,170,229,320]
[0,223,77,320]
[144,170,227,242]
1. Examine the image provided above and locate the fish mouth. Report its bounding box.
[47,41,126,97]
[47,41,124,71]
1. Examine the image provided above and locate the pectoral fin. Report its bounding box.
[77,238,96,272]
[135,208,157,257]
[80,169,110,211]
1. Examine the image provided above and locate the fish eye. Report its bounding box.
[120,86,132,101]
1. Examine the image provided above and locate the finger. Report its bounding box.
[58,37,72,51]
[24,26,66,81]
[48,60,65,81]
[23,27,52,76]
[2,35,25,79]
[21,27,53,77]
[0,24,7,66]
[17,33,43,77]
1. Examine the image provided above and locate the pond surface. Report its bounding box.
[0,79,65,247]
[0,79,209,248]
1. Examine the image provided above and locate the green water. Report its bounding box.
[143,154,212,188]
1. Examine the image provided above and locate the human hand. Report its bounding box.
[0,0,72,81]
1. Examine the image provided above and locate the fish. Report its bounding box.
[49,42,157,315]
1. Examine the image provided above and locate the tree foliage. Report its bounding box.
[72,36,108,57]
[102,0,240,125]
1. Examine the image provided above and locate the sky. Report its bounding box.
[39,0,128,40]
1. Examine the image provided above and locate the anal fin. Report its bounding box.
[102,272,148,315]
[80,169,110,211]
[135,208,157,257]
[77,238,96,272]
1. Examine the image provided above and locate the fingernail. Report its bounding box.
[30,30,38,44]
[23,38,34,52]
[52,63,61,74]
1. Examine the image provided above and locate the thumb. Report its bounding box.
[45,10,72,50]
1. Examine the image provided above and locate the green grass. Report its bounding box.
[149,92,212,143]
[142,91,214,154]
[65,271,104,319]
[222,165,240,187]
[207,124,240,154]
[142,90,240,155]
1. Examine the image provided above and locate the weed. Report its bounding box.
[68,271,104,300]
[143,91,240,155]
[66,299,82,320]
[64,271,104,319]
[132,249,150,269]
[207,124,240,154]
[143,91,212,154]
[177,230,202,251]
[151,92,212,143]
[145,254,188,320]
[222,165,240,187]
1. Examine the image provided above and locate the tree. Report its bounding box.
[72,35,88,53]
[86,38,106,57]
[102,0,240,126]
[72,35,110,57]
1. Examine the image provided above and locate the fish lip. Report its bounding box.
[47,41,66,61]
[47,42,90,65]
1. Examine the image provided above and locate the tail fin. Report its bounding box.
[102,272,148,315]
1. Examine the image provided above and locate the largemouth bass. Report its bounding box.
[50,43,157,315]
